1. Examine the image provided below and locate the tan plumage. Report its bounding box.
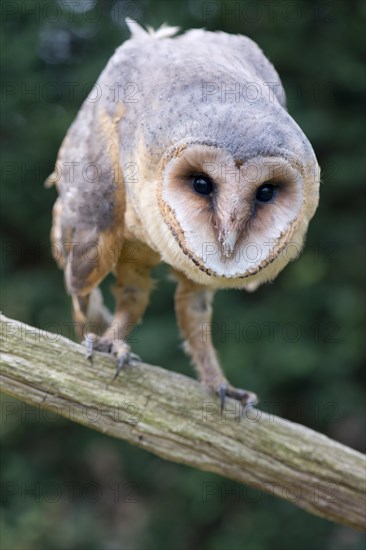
[49,20,320,406]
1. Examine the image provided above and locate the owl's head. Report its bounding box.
[155,139,320,289]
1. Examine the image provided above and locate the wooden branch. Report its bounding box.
[0,313,365,530]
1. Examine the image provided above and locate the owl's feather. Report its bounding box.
[125,18,180,40]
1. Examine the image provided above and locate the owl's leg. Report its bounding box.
[72,288,112,340]
[174,271,258,408]
[83,257,155,378]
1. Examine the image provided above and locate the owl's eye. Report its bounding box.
[255,183,276,203]
[192,175,214,196]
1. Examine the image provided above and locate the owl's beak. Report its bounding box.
[218,228,239,258]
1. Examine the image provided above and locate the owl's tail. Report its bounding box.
[72,288,112,341]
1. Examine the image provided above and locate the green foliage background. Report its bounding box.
[1,1,365,548]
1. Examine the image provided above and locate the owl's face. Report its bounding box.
[156,142,319,289]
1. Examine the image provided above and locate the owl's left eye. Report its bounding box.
[191,175,214,196]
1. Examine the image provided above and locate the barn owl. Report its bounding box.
[48,19,320,408]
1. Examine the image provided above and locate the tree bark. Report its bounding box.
[0,313,365,530]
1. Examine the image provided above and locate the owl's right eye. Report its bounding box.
[255,183,276,203]
[191,175,214,196]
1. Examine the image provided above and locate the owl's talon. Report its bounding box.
[82,334,137,381]
[219,383,228,413]
[213,381,258,413]
[82,333,98,363]
[86,341,93,363]
[112,352,129,381]
[112,353,129,382]
[241,396,258,416]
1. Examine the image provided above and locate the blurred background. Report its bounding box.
[1,0,365,548]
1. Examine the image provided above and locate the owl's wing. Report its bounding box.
[48,99,126,296]
[48,20,183,297]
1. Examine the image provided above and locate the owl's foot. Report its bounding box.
[220,383,258,409]
[205,379,258,412]
[82,332,141,380]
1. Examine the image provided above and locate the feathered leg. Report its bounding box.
[173,270,257,408]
